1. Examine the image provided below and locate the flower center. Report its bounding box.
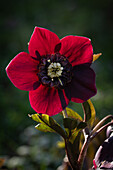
[38,53,72,89]
[47,62,63,79]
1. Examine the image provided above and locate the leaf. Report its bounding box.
[77,122,87,129]
[63,117,86,143]
[63,118,78,138]
[63,107,83,121]
[70,129,81,143]
[29,113,66,138]
[70,122,87,143]
[35,123,55,132]
[28,113,42,123]
[82,99,96,129]
[93,53,102,62]
[39,114,50,125]
[63,118,78,130]
[49,117,66,138]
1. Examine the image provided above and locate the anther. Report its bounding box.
[47,59,51,62]
[58,78,63,86]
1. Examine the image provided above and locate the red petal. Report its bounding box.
[28,27,60,58]
[60,36,93,66]
[6,52,40,91]
[29,85,69,116]
[70,65,97,103]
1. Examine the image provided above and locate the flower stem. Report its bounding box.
[64,139,79,170]
[92,115,113,134]
[90,122,113,141]
[78,129,90,170]
[62,109,68,118]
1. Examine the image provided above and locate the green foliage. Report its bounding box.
[35,123,55,132]
[70,121,87,143]
[65,107,83,121]
[77,122,87,129]
[63,116,87,143]
[29,113,66,138]
[61,108,86,143]
[30,110,86,145]
[63,118,78,130]
[82,99,96,129]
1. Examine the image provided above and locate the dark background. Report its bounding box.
[0,0,113,169]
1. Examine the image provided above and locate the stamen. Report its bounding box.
[58,78,63,86]
[47,59,50,62]
[47,62,63,79]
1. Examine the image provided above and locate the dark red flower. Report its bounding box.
[6,27,97,116]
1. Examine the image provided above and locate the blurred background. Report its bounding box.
[0,0,113,169]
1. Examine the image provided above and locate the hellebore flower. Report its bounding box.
[93,136,113,169]
[6,27,97,116]
[93,126,113,169]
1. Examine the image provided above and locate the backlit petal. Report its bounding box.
[28,27,60,58]
[60,35,93,66]
[6,52,40,91]
[29,85,69,116]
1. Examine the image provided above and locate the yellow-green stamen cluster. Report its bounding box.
[48,62,63,79]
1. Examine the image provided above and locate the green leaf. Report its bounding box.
[82,99,96,129]
[29,113,66,138]
[63,118,78,138]
[69,122,87,143]
[63,118,78,130]
[77,122,87,129]
[39,114,50,125]
[63,117,86,143]
[70,129,81,143]
[49,117,66,138]
[65,108,83,121]
[29,113,42,123]
[35,123,55,132]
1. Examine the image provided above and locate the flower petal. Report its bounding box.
[6,52,40,91]
[60,35,93,66]
[69,64,97,102]
[94,136,113,169]
[29,85,69,116]
[28,27,60,58]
